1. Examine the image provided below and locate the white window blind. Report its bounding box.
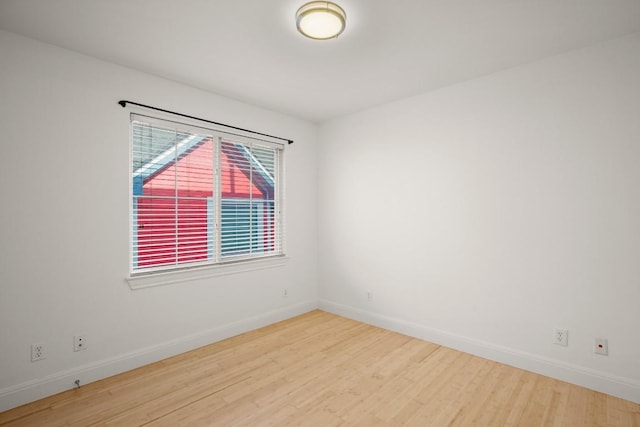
[131,114,284,274]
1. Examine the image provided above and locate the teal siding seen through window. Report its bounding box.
[221,199,274,257]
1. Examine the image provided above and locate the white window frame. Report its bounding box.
[126,112,287,289]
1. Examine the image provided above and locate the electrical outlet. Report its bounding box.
[594,338,608,356]
[367,290,373,302]
[31,343,45,362]
[553,328,568,346]
[74,335,87,352]
[282,289,288,298]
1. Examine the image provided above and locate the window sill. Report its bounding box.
[126,256,289,290]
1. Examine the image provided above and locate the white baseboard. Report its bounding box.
[318,299,640,404]
[3,299,637,412]
[0,300,317,413]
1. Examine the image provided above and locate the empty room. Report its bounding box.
[0,0,639,425]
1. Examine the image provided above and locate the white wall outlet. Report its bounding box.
[31,343,45,362]
[553,328,568,346]
[74,335,87,352]
[594,338,608,355]
[282,288,288,298]
[367,290,373,302]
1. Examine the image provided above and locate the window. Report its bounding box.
[130,114,284,275]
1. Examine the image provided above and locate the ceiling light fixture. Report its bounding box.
[296,1,346,40]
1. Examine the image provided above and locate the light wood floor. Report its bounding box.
[1,310,638,426]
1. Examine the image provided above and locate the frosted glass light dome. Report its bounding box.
[296,2,346,40]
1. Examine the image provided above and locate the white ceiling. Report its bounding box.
[1,0,639,122]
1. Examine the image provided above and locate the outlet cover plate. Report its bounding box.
[553,328,568,346]
[595,338,608,355]
[31,343,45,362]
[74,335,87,352]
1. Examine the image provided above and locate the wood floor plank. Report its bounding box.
[480,366,526,426]
[1,310,638,426]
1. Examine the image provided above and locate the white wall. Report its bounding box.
[318,33,640,403]
[0,30,318,410]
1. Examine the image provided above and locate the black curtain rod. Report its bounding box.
[118,100,293,145]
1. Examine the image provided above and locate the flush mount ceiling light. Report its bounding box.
[296,1,346,40]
